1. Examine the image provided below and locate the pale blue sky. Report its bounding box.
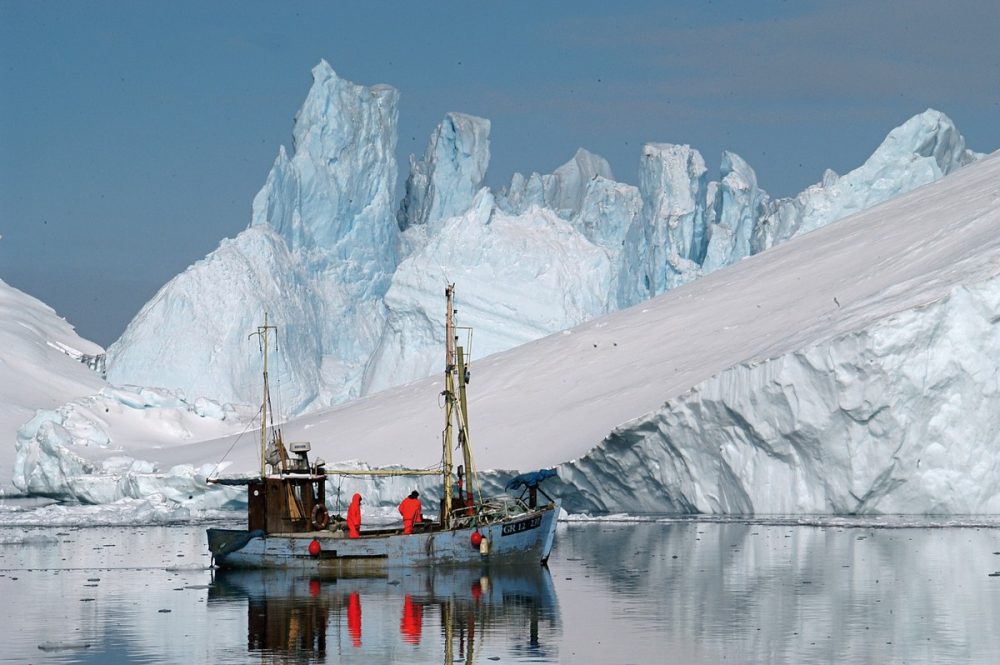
[1,1,997,346]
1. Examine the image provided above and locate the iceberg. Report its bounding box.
[618,143,709,306]
[701,151,769,274]
[102,60,984,424]
[498,148,615,220]
[106,61,401,412]
[397,112,491,236]
[307,151,1000,515]
[12,151,1000,515]
[365,189,616,393]
[751,109,981,252]
[12,385,249,509]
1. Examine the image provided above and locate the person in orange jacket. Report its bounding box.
[398,490,423,534]
[347,493,362,538]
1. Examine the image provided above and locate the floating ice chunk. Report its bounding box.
[12,387,247,509]
[37,641,92,652]
[0,496,217,527]
[0,532,60,545]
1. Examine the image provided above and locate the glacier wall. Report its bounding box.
[558,277,1000,514]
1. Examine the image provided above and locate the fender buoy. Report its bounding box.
[312,504,330,530]
[308,539,321,557]
[470,531,483,549]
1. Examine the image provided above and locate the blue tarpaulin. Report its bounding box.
[505,469,557,490]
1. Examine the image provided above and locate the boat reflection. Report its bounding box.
[209,566,560,663]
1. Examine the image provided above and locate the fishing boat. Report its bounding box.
[207,284,561,571]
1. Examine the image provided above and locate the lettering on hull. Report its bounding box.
[501,515,542,536]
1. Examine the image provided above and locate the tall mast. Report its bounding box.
[250,313,277,478]
[456,345,475,505]
[442,285,456,526]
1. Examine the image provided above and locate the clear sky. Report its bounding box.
[1,1,997,347]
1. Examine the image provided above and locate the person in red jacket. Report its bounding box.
[347,493,362,538]
[398,490,422,534]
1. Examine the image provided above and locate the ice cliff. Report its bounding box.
[562,278,1000,514]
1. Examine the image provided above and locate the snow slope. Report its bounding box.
[14,152,1000,514]
[0,279,106,490]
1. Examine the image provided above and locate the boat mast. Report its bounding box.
[456,344,475,506]
[443,284,480,525]
[250,313,277,478]
[443,285,456,526]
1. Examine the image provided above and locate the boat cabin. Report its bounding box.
[247,441,328,534]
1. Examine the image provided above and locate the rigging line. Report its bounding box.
[465,438,484,504]
[272,326,285,428]
[209,402,264,478]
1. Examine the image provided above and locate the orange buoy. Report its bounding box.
[470,531,483,548]
[308,538,321,557]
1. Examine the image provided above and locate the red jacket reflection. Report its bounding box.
[348,591,362,647]
[400,594,423,644]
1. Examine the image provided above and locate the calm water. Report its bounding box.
[1,519,999,664]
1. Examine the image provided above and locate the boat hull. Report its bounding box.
[208,502,560,571]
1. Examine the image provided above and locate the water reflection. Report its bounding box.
[551,521,1000,664]
[208,566,560,663]
[2,521,997,664]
